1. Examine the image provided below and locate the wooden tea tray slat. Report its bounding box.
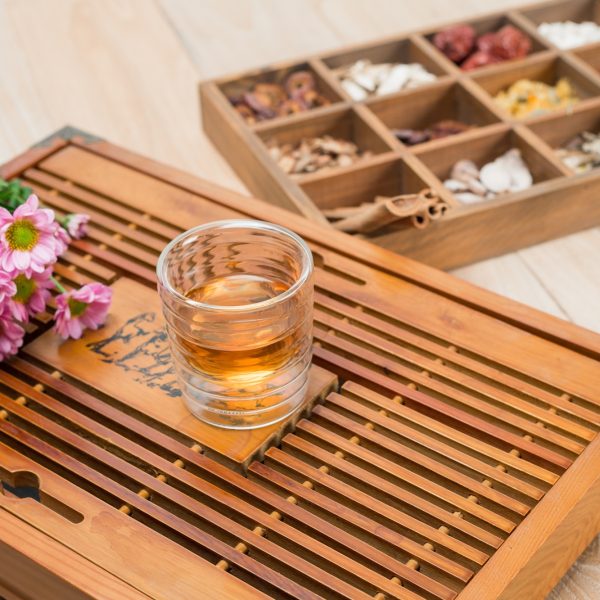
[314,308,595,445]
[0,127,599,600]
[199,0,600,270]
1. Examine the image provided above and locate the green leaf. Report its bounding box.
[0,178,33,212]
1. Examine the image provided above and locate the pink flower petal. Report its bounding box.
[0,207,12,224]
[11,251,31,271]
[31,242,56,266]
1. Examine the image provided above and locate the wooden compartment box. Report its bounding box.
[200,0,600,270]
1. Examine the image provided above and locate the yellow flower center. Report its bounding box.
[14,274,36,303]
[68,298,88,317]
[5,219,39,251]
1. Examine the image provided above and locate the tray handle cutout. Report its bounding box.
[1,467,84,524]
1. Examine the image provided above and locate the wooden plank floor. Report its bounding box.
[0,0,598,596]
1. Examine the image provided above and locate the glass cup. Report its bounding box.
[157,220,314,430]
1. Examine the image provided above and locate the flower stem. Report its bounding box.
[51,276,67,294]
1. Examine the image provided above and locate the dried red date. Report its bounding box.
[434,22,532,71]
[433,25,476,63]
[489,25,531,60]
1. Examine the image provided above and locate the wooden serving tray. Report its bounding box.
[1,127,600,600]
[199,0,600,270]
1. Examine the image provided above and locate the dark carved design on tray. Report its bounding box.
[87,311,181,398]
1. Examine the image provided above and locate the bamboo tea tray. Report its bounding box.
[1,127,600,600]
[200,0,600,270]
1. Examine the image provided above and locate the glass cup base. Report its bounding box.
[180,371,309,430]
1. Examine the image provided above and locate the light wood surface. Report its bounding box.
[0,0,599,597]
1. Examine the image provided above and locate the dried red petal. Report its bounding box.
[433,24,476,63]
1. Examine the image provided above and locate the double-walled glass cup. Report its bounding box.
[157,220,314,430]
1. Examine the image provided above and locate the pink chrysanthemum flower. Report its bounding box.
[64,213,90,239]
[0,307,24,361]
[0,272,16,304]
[54,282,112,340]
[7,268,53,322]
[53,221,71,257]
[0,194,59,273]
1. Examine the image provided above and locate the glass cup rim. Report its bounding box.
[156,219,313,313]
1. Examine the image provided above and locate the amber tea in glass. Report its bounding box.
[157,220,313,429]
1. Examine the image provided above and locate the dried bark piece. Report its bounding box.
[324,189,449,233]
